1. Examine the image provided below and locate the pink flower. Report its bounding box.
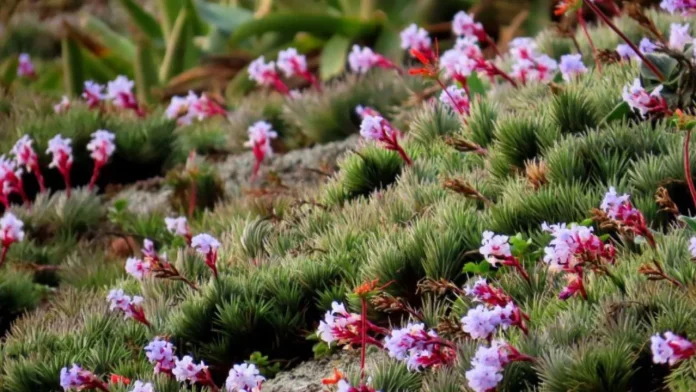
[107,288,150,326]
[191,233,221,278]
[558,273,586,300]
[651,332,696,365]
[130,381,154,392]
[173,356,211,385]
[107,76,143,115]
[83,81,105,109]
[465,277,511,307]
[461,304,503,339]
[358,108,412,165]
[125,257,151,280]
[616,44,638,61]
[17,53,36,78]
[54,96,71,114]
[439,85,470,114]
[46,134,73,181]
[440,48,476,82]
[0,212,24,248]
[559,54,587,82]
[87,129,116,163]
[452,11,485,40]
[542,223,613,272]
[60,364,109,391]
[622,78,670,118]
[466,340,534,392]
[600,187,653,245]
[144,337,176,374]
[190,93,226,120]
[509,37,538,60]
[225,363,265,392]
[669,23,692,51]
[317,301,362,345]
[165,92,198,126]
[165,216,191,240]
[249,56,289,94]
[0,156,28,204]
[245,121,278,180]
[479,231,511,266]
[348,45,398,74]
[9,135,43,198]
[400,24,432,53]
[384,323,455,370]
[661,0,696,14]
[640,38,658,54]
[277,47,317,87]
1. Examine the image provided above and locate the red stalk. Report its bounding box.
[360,297,368,383]
[32,164,46,193]
[88,161,103,191]
[684,129,696,209]
[584,0,664,81]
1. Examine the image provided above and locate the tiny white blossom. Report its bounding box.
[400,24,431,51]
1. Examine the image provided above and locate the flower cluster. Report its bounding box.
[384,323,455,371]
[191,233,221,278]
[661,0,696,14]
[439,85,470,115]
[83,80,104,108]
[60,364,109,391]
[318,301,364,346]
[225,363,265,392]
[440,37,481,85]
[86,129,116,190]
[651,332,696,365]
[244,121,278,180]
[54,96,71,114]
[466,340,533,392]
[277,47,319,88]
[17,53,36,78]
[0,155,28,205]
[46,134,74,195]
[144,337,177,374]
[125,256,151,280]
[11,135,45,193]
[348,45,399,74]
[165,91,226,126]
[357,106,412,165]
[400,24,433,61]
[599,187,654,245]
[542,222,615,300]
[479,231,530,281]
[452,11,486,41]
[80,76,144,115]
[249,48,319,94]
[165,215,192,243]
[173,355,217,389]
[107,288,150,327]
[461,301,528,339]
[508,38,559,84]
[622,79,671,119]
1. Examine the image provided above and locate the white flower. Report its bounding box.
[191,233,221,255]
[640,38,658,54]
[165,92,198,126]
[440,48,475,79]
[125,257,151,280]
[173,355,205,382]
[87,129,116,163]
[439,85,469,114]
[348,45,379,74]
[54,96,71,114]
[337,380,353,392]
[165,216,189,237]
[0,212,24,245]
[248,56,277,86]
[82,81,105,107]
[11,135,37,170]
[225,363,265,391]
[60,364,85,390]
[465,364,504,392]
[559,54,587,82]
[616,44,638,60]
[277,47,307,77]
[359,115,386,141]
[461,305,503,339]
[46,135,73,169]
[600,186,631,219]
[669,23,692,51]
[106,288,143,319]
[400,24,431,51]
[479,231,511,266]
[622,78,664,118]
[452,11,484,38]
[317,301,360,345]
[106,76,136,108]
[509,37,538,60]
[130,381,154,392]
[651,332,695,365]
[244,121,278,159]
[144,337,176,373]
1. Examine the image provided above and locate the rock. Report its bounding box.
[263,351,359,392]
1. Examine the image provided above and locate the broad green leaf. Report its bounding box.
[600,101,630,125]
[374,25,401,62]
[61,37,84,96]
[195,0,253,35]
[80,15,136,60]
[135,39,159,103]
[320,35,350,81]
[679,215,696,232]
[117,0,164,40]
[159,9,189,83]
[641,53,678,87]
[468,71,486,98]
[229,13,379,46]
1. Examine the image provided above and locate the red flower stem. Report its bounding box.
[577,12,602,73]
[63,171,71,198]
[360,297,368,383]
[0,245,9,269]
[88,162,103,191]
[584,1,664,81]
[684,129,696,210]
[490,64,519,88]
[484,35,502,58]
[33,165,46,193]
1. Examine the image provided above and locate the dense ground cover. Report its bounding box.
[3,1,696,391]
